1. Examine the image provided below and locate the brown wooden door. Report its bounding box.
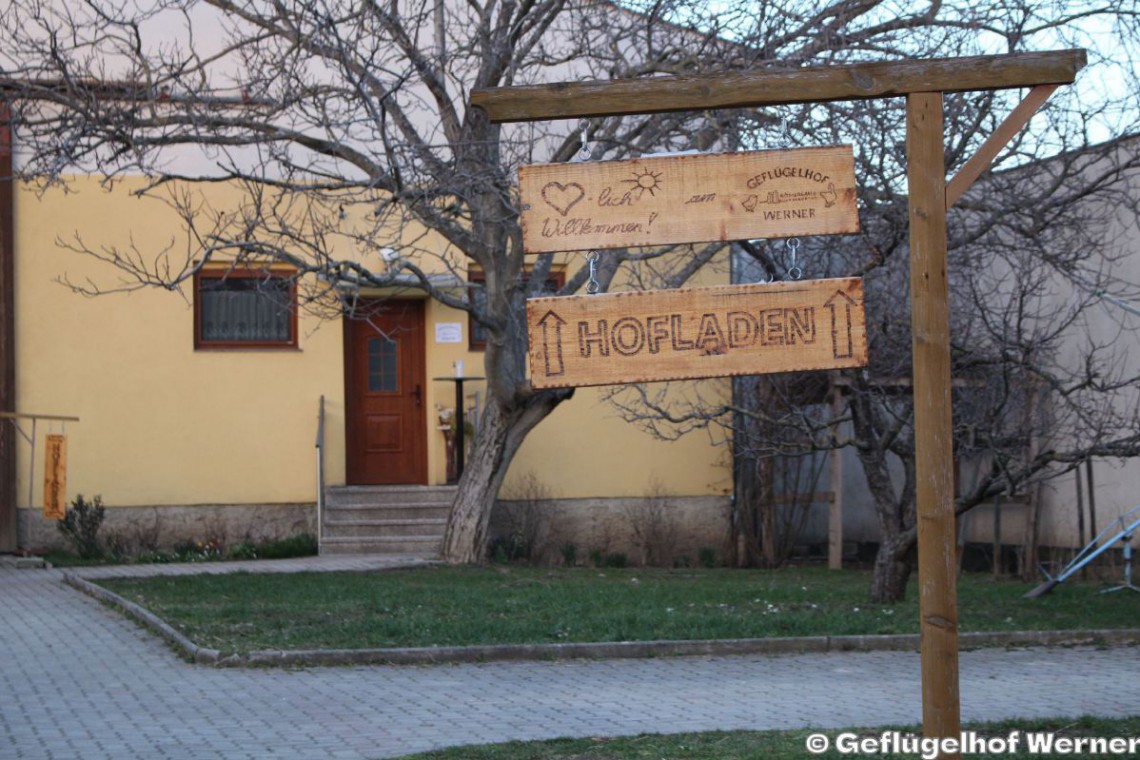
[344,299,427,484]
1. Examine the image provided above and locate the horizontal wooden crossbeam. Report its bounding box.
[0,412,80,422]
[472,49,1086,123]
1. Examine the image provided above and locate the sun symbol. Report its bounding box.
[622,168,664,198]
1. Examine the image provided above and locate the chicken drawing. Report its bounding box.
[820,182,839,208]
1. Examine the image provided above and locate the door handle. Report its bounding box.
[413,384,422,407]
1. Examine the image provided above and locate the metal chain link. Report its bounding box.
[755,116,802,284]
[571,118,602,295]
[586,251,600,294]
[573,118,592,163]
[786,237,802,280]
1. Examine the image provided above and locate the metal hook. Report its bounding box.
[575,118,592,162]
[586,251,600,294]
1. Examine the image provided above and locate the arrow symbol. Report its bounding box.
[537,310,567,376]
[824,289,857,359]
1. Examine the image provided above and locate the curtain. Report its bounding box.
[200,278,292,343]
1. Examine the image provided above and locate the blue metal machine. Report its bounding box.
[1024,504,1140,598]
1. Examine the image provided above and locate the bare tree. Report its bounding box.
[610,134,1140,602]
[602,5,1140,600]
[2,0,1138,567]
[0,0,740,562]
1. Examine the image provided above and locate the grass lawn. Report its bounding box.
[390,716,1140,759]
[97,565,1140,653]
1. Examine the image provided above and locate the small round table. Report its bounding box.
[432,376,485,482]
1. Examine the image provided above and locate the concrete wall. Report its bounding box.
[489,495,733,567]
[19,503,314,553]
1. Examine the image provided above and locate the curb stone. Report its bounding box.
[63,573,222,664]
[62,571,1140,668]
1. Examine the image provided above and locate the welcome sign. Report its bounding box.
[519,146,859,254]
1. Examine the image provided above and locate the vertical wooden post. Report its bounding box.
[0,105,17,553]
[1075,466,1085,548]
[992,494,1003,579]
[906,91,961,752]
[1022,385,1042,580]
[829,389,844,570]
[1086,459,1098,546]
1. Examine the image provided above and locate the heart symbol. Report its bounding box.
[541,182,585,217]
[742,195,758,213]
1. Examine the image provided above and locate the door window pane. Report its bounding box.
[368,337,399,392]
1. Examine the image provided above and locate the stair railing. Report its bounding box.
[315,395,326,554]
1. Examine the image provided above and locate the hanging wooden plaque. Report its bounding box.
[43,434,67,520]
[527,277,867,389]
[520,146,859,254]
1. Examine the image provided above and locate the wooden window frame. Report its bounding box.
[193,266,299,350]
[467,267,565,351]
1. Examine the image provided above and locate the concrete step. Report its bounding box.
[324,485,457,509]
[320,536,443,555]
[323,503,451,521]
[323,517,448,539]
[0,555,48,569]
[320,485,454,555]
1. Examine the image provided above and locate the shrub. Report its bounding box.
[560,542,578,567]
[624,481,681,567]
[255,533,318,559]
[491,473,553,564]
[699,547,717,568]
[135,550,175,564]
[603,552,628,568]
[57,495,105,559]
[230,541,259,560]
[489,536,525,564]
[171,539,223,562]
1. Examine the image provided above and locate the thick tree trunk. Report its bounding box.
[758,458,780,568]
[441,388,568,564]
[848,389,918,603]
[871,536,913,603]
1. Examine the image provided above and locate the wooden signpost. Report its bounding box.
[527,278,866,388]
[520,146,858,254]
[43,433,66,520]
[478,49,1086,759]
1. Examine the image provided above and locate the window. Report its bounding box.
[467,268,564,350]
[368,336,399,392]
[194,267,298,349]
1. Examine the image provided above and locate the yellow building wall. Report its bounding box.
[15,177,346,508]
[506,383,732,498]
[15,177,729,509]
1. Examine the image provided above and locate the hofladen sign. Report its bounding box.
[526,277,867,388]
[519,146,859,254]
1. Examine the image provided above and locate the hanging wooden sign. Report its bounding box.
[527,277,867,389]
[520,146,859,254]
[43,434,67,520]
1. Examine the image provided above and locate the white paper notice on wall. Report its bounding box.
[435,323,464,343]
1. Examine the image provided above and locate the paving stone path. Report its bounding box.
[2,563,1136,759]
